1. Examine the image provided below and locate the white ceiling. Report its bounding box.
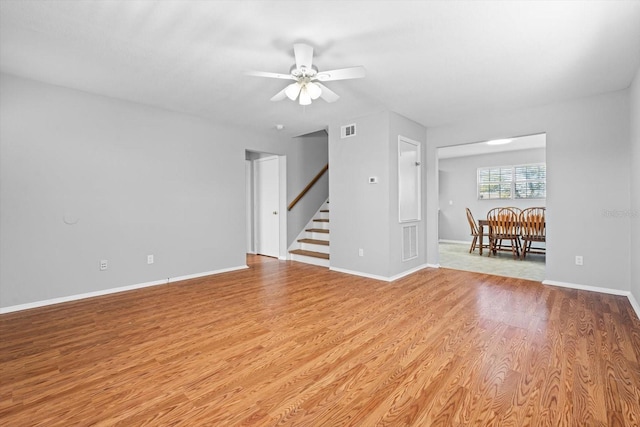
[438,133,546,159]
[2,1,640,138]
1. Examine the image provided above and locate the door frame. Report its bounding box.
[246,152,287,260]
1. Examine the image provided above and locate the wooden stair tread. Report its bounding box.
[314,219,329,223]
[290,249,330,260]
[320,209,329,213]
[298,238,329,246]
[306,228,329,233]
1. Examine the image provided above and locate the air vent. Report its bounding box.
[341,123,356,138]
[402,225,418,261]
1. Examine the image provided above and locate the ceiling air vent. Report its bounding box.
[341,123,356,138]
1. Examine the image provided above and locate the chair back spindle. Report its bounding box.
[519,207,546,259]
[486,207,520,259]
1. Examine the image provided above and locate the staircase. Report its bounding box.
[289,200,330,267]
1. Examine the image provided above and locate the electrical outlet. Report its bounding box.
[147,254,154,265]
[100,260,108,271]
[575,255,583,266]
[359,248,364,257]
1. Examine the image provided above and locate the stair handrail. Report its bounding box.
[288,164,328,211]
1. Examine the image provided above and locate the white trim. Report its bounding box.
[0,265,248,314]
[542,279,629,296]
[278,155,288,260]
[628,292,640,321]
[330,267,393,282]
[330,263,431,282]
[169,266,248,283]
[426,263,441,269]
[543,279,640,320]
[388,263,431,281]
[439,239,472,245]
[398,135,422,223]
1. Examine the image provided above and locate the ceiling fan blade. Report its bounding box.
[293,43,314,71]
[316,66,366,81]
[270,87,288,101]
[245,70,294,80]
[316,83,340,103]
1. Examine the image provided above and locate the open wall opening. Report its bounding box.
[437,133,547,281]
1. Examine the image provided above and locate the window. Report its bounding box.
[514,164,546,199]
[478,166,513,199]
[478,163,545,200]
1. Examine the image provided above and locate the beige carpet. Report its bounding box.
[439,241,545,282]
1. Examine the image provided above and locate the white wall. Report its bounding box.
[427,90,631,292]
[0,74,327,309]
[245,131,329,248]
[283,131,329,246]
[328,111,427,279]
[439,148,546,242]
[630,66,640,306]
[329,112,391,277]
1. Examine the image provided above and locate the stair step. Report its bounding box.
[314,219,329,223]
[289,249,330,260]
[306,228,329,233]
[320,209,329,213]
[298,238,329,246]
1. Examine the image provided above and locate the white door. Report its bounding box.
[255,156,280,258]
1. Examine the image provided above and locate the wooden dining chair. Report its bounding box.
[504,206,522,216]
[486,207,521,259]
[519,207,546,259]
[465,208,488,253]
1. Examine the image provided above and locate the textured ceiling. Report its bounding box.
[1,0,640,138]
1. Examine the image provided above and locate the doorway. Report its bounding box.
[245,151,287,259]
[436,133,547,281]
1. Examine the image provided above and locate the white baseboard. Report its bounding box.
[439,239,471,245]
[330,263,431,282]
[330,267,390,281]
[628,292,640,321]
[543,279,640,321]
[542,279,629,296]
[388,264,432,281]
[169,265,249,283]
[0,265,249,314]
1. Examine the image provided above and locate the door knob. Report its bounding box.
[273,211,278,215]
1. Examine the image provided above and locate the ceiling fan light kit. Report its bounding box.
[247,43,365,106]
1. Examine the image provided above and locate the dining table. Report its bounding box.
[477,219,518,256]
[477,219,490,255]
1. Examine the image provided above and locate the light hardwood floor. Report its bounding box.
[1,255,639,426]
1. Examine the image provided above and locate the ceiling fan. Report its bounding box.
[245,43,366,105]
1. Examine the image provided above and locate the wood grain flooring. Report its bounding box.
[1,255,640,426]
